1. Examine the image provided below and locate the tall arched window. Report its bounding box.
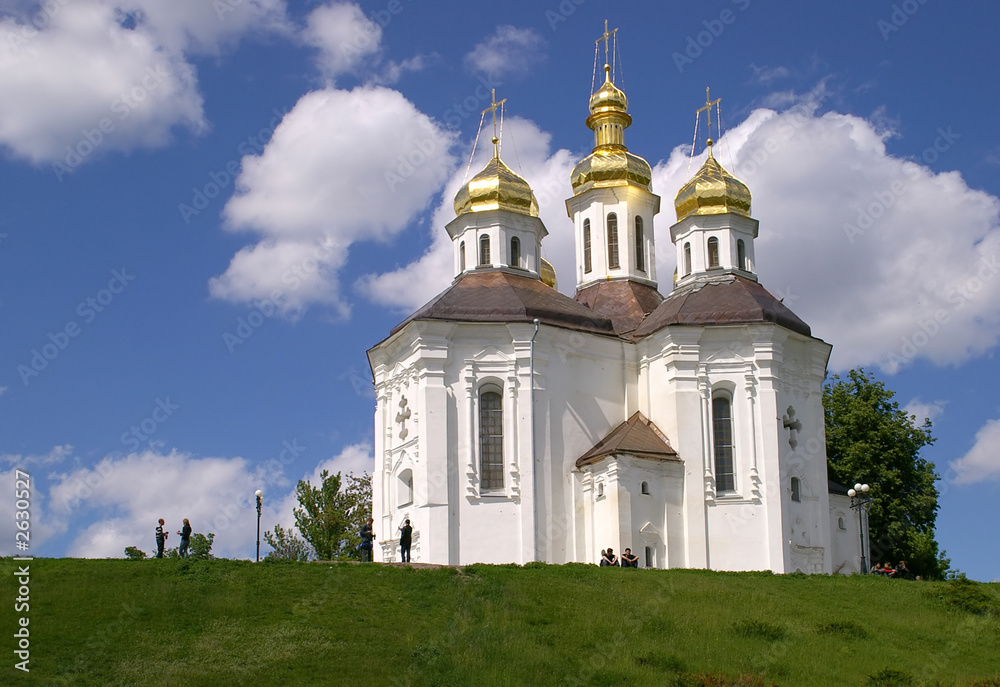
[583,219,592,274]
[459,241,466,272]
[607,213,619,269]
[509,236,521,268]
[635,216,645,272]
[683,242,691,276]
[791,477,801,502]
[479,235,491,266]
[712,395,735,492]
[479,387,504,491]
[737,239,747,271]
[707,237,720,268]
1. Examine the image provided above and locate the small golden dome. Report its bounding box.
[540,258,557,289]
[589,68,628,115]
[454,156,539,218]
[674,149,751,221]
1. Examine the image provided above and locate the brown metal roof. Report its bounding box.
[389,269,617,337]
[633,275,811,338]
[574,279,663,337]
[576,411,680,467]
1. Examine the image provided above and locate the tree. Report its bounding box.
[164,532,215,560]
[293,471,372,561]
[124,546,147,560]
[824,369,950,579]
[264,524,312,562]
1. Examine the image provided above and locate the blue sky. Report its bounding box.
[1,0,998,580]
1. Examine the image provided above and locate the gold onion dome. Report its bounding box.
[540,258,557,289]
[571,65,652,193]
[454,153,539,218]
[674,147,752,222]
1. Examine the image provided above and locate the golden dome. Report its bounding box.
[454,155,539,218]
[540,258,557,289]
[571,148,652,193]
[571,65,651,194]
[674,148,751,221]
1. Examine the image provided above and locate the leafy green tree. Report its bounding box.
[824,369,949,578]
[293,471,372,561]
[165,532,215,560]
[124,546,147,560]
[264,524,312,562]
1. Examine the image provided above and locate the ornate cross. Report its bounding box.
[782,406,802,449]
[696,86,722,146]
[596,19,618,65]
[395,396,411,440]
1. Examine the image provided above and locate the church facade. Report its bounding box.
[368,57,861,574]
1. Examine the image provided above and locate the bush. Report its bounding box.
[123,546,147,560]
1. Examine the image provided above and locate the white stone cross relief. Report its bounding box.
[395,396,411,440]
[782,406,802,449]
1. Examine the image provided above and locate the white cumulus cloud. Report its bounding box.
[951,418,1000,485]
[902,398,946,427]
[211,85,456,315]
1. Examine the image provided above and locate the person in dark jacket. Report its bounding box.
[397,519,413,563]
[360,517,376,562]
[177,518,192,558]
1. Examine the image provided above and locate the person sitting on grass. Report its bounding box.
[894,561,910,579]
[601,548,619,567]
[620,548,639,568]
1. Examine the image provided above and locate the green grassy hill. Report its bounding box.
[4,557,999,686]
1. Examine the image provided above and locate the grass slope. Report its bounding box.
[3,557,999,686]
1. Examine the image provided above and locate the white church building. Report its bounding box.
[368,51,861,574]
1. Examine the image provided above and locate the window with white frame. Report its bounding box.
[398,469,413,507]
[712,395,735,492]
[479,385,504,491]
[607,213,619,269]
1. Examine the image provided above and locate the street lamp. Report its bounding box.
[848,483,872,574]
[255,489,263,563]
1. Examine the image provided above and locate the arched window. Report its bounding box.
[737,239,747,271]
[509,236,521,268]
[607,213,619,269]
[791,477,801,502]
[683,242,691,276]
[479,387,503,491]
[712,395,735,492]
[479,235,491,266]
[459,241,466,272]
[583,219,592,274]
[635,216,645,272]
[641,481,650,495]
[644,546,653,568]
[398,469,413,507]
[596,481,605,498]
[707,237,720,268]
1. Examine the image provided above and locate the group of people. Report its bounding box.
[871,560,910,578]
[154,517,192,558]
[599,547,639,568]
[358,517,413,562]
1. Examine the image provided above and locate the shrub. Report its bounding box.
[123,546,147,560]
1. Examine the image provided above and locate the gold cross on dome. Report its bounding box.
[595,19,618,66]
[482,88,507,158]
[697,86,722,148]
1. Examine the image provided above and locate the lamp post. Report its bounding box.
[848,483,872,574]
[255,489,263,563]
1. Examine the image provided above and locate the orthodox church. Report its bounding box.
[368,33,861,574]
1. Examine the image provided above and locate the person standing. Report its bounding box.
[177,518,192,559]
[397,519,413,563]
[155,518,168,558]
[360,517,376,562]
